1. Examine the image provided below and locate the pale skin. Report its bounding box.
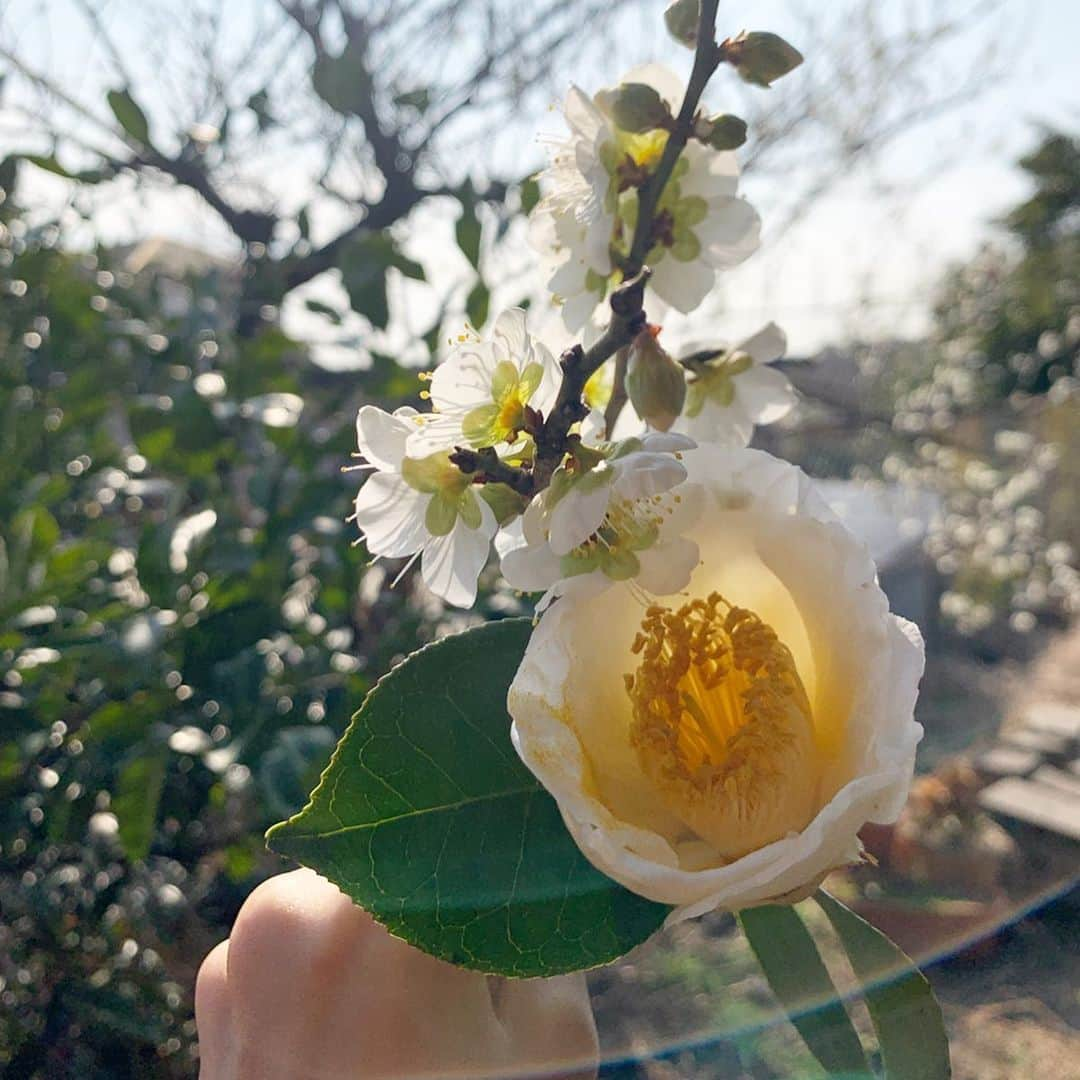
[195,869,599,1080]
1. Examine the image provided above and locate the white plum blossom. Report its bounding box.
[407,308,560,457]
[531,64,760,332]
[354,405,497,608]
[678,322,796,446]
[497,418,700,606]
[508,446,924,922]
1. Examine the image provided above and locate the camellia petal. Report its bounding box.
[508,446,924,922]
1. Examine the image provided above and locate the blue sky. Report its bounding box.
[4,0,1079,355]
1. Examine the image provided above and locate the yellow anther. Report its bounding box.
[625,592,818,858]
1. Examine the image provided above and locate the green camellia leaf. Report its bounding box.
[817,891,951,1080]
[266,619,670,976]
[107,88,151,145]
[739,904,872,1079]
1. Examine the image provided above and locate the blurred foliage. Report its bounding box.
[761,131,1080,648]
[929,131,1080,406]
[0,168,474,1074]
[888,130,1080,643]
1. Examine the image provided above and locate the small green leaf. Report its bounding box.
[817,891,951,1080]
[456,202,482,269]
[113,750,167,861]
[303,298,342,324]
[394,88,431,113]
[520,175,541,215]
[312,41,372,116]
[0,155,16,195]
[338,233,425,328]
[267,619,670,976]
[23,154,74,179]
[466,280,490,328]
[391,249,425,281]
[107,88,151,145]
[739,905,872,1079]
[247,88,276,131]
[339,240,389,328]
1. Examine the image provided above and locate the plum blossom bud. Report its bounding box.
[608,82,672,134]
[695,113,748,150]
[626,326,687,432]
[664,0,700,49]
[725,31,804,88]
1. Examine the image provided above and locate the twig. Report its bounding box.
[603,346,630,438]
[447,447,533,495]
[530,270,650,491]
[528,0,723,482]
[625,0,723,276]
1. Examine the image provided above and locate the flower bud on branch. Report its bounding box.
[723,31,804,88]
[664,0,701,49]
[694,113,748,150]
[607,82,674,133]
[626,326,686,431]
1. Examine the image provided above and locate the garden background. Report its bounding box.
[1,1,1078,1076]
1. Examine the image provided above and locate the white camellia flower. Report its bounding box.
[496,417,699,606]
[508,446,924,922]
[532,64,760,332]
[678,322,796,446]
[407,308,560,457]
[354,405,497,608]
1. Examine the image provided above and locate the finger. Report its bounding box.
[492,972,599,1079]
[224,868,380,1077]
[195,938,235,1080]
[225,869,500,1078]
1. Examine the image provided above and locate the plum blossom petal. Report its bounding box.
[531,66,761,332]
[677,322,795,445]
[407,308,560,457]
[353,406,499,608]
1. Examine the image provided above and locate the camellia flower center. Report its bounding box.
[625,592,819,859]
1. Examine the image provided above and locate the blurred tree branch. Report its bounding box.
[0,0,1011,344]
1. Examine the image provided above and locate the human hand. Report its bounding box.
[195,869,599,1079]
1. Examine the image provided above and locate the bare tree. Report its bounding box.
[0,0,1009,342]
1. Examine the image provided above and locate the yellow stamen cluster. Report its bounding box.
[625,592,818,858]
